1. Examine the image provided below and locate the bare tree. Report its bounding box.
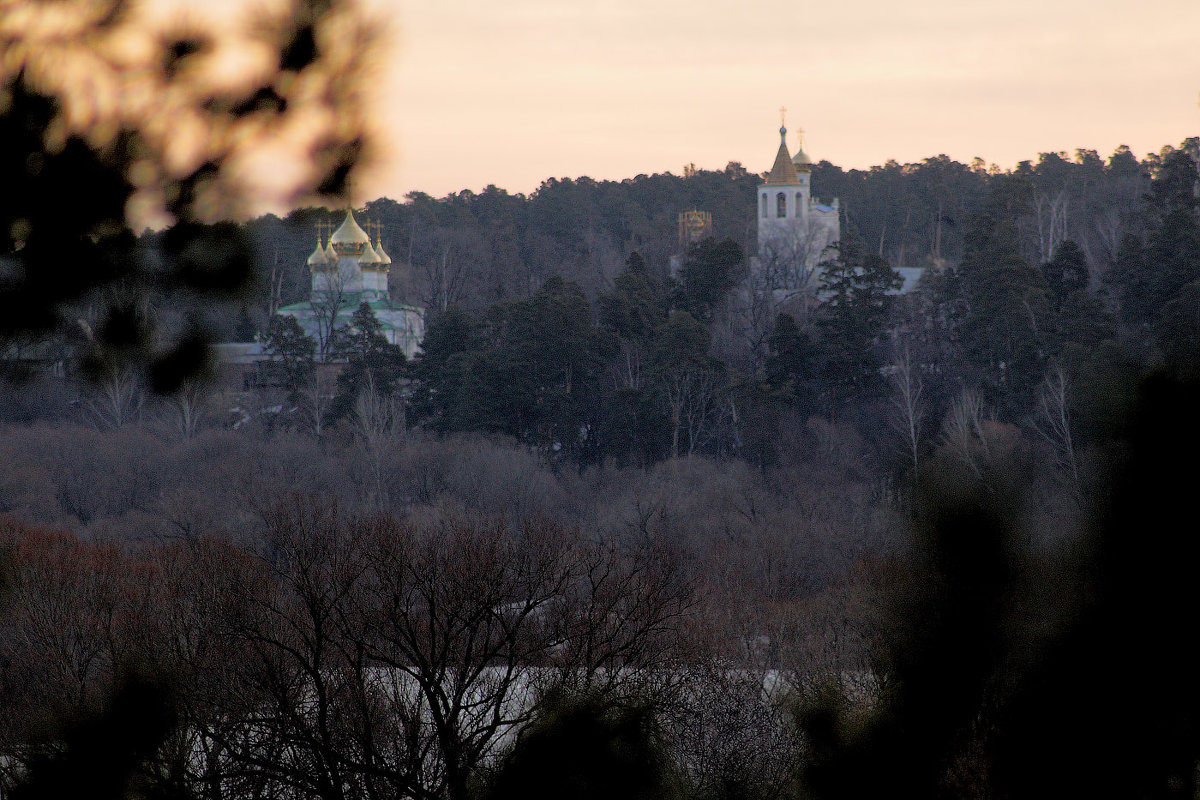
[185,498,696,800]
[940,389,991,481]
[418,229,478,312]
[353,373,403,448]
[0,521,158,791]
[611,338,647,391]
[164,379,209,440]
[350,373,404,509]
[664,665,800,800]
[1032,366,1080,492]
[85,365,144,431]
[755,217,836,302]
[724,276,782,369]
[267,244,285,319]
[664,367,722,461]
[354,514,579,800]
[143,537,268,800]
[576,221,623,296]
[681,369,725,458]
[552,536,696,702]
[203,497,376,800]
[727,219,835,368]
[888,342,926,471]
[311,265,349,360]
[297,368,338,437]
[1034,190,1070,264]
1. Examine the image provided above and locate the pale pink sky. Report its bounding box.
[350,0,1199,201]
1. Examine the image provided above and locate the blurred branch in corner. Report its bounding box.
[0,0,378,392]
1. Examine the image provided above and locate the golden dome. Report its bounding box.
[359,239,382,267]
[375,236,392,265]
[330,210,370,256]
[791,130,813,173]
[765,126,800,185]
[307,238,331,268]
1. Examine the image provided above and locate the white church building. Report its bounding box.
[279,210,425,360]
[752,123,840,296]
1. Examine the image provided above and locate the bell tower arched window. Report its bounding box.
[761,193,768,218]
[776,192,786,218]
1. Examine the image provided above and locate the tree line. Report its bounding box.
[218,139,1174,337]
[232,140,1194,484]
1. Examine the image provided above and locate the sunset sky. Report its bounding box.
[353,0,1199,202]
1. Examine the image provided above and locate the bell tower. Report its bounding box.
[753,112,841,292]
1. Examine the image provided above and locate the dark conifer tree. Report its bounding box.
[1041,239,1090,308]
[407,306,483,433]
[813,237,903,407]
[329,303,406,423]
[951,176,1051,413]
[262,314,316,397]
[765,312,817,414]
[675,238,744,322]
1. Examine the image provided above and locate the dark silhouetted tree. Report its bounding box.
[483,692,679,800]
[676,238,745,322]
[263,314,316,396]
[814,237,903,406]
[329,302,406,423]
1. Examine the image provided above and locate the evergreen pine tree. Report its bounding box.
[814,237,903,406]
[262,314,315,397]
[328,303,406,424]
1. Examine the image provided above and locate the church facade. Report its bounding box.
[753,124,840,295]
[279,210,425,360]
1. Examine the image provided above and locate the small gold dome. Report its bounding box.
[307,238,331,268]
[359,240,382,265]
[375,237,392,265]
[791,130,813,173]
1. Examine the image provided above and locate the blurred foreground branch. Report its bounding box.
[0,0,377,390]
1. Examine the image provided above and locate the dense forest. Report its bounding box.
[5,128,1200,799]
[221,141,1169,327]
[142,136,1195,477]
[11,139,1200,476]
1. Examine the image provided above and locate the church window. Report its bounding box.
[761,194,767,217]
[776,192,786,218]
[796,192,803,209]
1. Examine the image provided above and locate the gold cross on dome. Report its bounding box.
[779,106,787,127]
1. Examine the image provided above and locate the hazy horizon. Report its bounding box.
[346,0,1199,201]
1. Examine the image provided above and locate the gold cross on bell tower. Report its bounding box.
[779,106,787,128]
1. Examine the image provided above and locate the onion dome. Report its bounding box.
[791,129,813,173]
[374,236,392,265]
[325,239,337,261]
[765,125,800,185]
[330,210,370,256]
[307,238,331,268]
[359,239,382,268]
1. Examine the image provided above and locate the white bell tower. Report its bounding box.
[754,110,840,292]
